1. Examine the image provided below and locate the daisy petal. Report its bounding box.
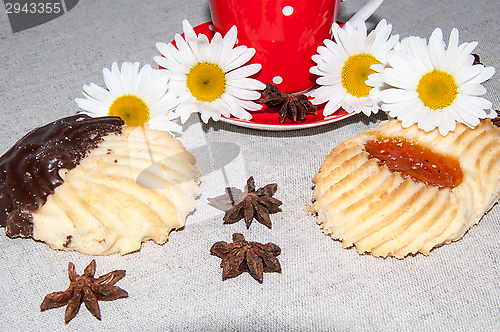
[75,98,109,115]
[225,63,263,80]
[223,48,256,72]
[82,83,115,104]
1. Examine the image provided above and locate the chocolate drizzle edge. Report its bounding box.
[0,115,124,238]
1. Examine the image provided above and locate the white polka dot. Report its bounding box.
[282,6,294,16]
[272,76,283,84]
[209,24,214,31]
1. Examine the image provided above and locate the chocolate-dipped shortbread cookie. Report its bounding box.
[0,115,200,255]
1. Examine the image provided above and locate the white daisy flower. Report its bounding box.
[154,19,266,124]
[377,27,496,136]
[75,62,181,132]
[309,19,399,116]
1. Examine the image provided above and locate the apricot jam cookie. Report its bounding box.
[312,119,500,258]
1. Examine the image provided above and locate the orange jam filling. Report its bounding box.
[364,135,463,189]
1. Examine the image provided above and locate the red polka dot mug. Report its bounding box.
[209,0,384,93]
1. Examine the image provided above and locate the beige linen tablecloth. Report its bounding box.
[1,0,499,330]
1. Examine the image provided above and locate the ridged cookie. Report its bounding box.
[312,119,500,258]
[0,115,200,255]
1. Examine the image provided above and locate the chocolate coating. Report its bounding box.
[0,115,124,238]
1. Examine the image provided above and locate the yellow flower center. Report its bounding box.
[342,53,380,97]
[186,62,226,102]
[417,70,458,109]
[108,94,150,127]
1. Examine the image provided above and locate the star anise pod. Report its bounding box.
[210,233,281,283]
[207,176,282,229]
[260,82,317,123]
[40,260,128,324]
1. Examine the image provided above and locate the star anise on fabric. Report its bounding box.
[40,260,128,324]
[210,233,282,283]
[259,82,317,123]
[207,176,282,229]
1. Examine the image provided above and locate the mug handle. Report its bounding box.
[346,0,384,26]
